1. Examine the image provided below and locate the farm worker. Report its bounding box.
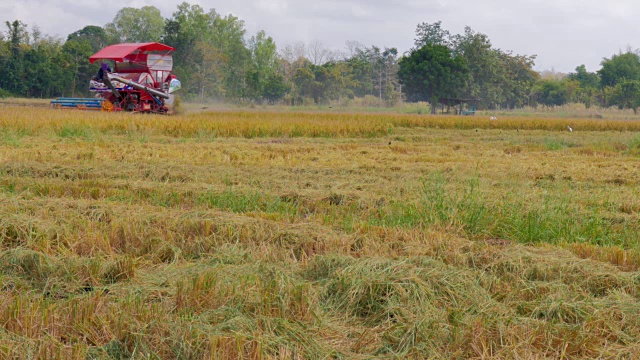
[96,62,112,82]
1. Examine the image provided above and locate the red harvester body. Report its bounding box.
[52,42,181,113]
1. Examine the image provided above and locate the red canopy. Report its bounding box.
[89,43,175,64]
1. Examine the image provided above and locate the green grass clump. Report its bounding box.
[198,188,299,218]
[368,172,639,248]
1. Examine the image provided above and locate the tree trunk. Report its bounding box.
[378,72,382,108]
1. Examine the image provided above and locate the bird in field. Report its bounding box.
[490,116,497,120]
[567,126,573,132]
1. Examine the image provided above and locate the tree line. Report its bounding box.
[534,52,640,113]
[0,3,401,106]
[0,3,638,112]
[398,22,538,113]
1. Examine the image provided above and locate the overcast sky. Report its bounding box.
[1,0,639,73]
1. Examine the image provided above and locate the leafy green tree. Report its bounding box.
[497,51,538,108]
[162,3,211,97]
[279,42,309,104]
[451,27,503,108]
[380,48,400,105]
[343,49,374,98]
[294,62,353,104]
[0,21,74,98]
[246,31,288,103]
[191,40,226,100]
[24,36,57,97]
[261,73,290,103]
[414,21,451,48]
[0,20,29,95]
[412,22,538,110]
[105,6,164,43]
[569,65,600,89]
[162,3,254,101]
[342,45,399,106]
[321,61,355,101]
[534,79,568,106]
[398,44,468,114]
[611,79,640,114]
[246,30,276,100]
[67,26,109,53]
[206,11,251,100]
[293,65,321,103]
[61,39,94,96]
[598,51,640,88]
[567,65,600,107]
[62,25,108,96]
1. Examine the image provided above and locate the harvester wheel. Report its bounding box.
[102,100,114,112]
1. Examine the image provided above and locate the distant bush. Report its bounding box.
[0,88,12,99]
[348,95,380,107]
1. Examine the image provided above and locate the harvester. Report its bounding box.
[51,42,181,113]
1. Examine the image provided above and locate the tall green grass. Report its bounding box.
[198,188,299,219]
[369,173,639,248]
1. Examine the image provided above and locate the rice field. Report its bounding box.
[1,105,640,358]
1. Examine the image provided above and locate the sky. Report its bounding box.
[1,0,639,73]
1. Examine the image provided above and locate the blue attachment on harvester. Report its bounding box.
[50,98,105,109]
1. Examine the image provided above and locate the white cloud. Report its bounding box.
[256,0,288,14]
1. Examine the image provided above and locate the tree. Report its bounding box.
[569,65,600,89]
[105,6,164,43]
[261,73,290,104]
[206,11,251,100]
[344,40,364,59]
[161,3,211,97]
[497,51,538,108]
[67,25,108,53]
[343,50,373,98]
[365,46,399,106]
[62,25,108,96]
[160,3,254,101]
[411,22,538,110]
[398,44,468,114]
[598,51,640,88]
[340,45,399,106]
[0,20,29,95]
[24,35,65,97]
[534,79,568,106]
[279,42,307,104]
[307,39,334,65]
[611,79,640,114]
[567,65,600,107]
[294,65,322,103]
[414,21,451,48]
[293,61,353,104]
[246,30,288,103]
[451,27,503,108]
[62,39,94,96]
[280,41,306,82]
[191,40,226,100]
